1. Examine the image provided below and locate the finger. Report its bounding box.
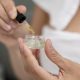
[45,39,67,70]
[17,5,27,14]
[18,38,39,66]
[0,4,10,23]
[31,49,40,58]
[0,18,11,31]
[36,66,58,80]
[0,0,17,19]
[18,38,32,58]
[31,49,40,64]
[18,38,58,80]
[34,49,40,59]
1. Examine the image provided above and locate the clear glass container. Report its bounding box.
[24,35,45,49]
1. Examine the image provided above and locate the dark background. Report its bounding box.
[15,0,34,23]
[0,0,34,80]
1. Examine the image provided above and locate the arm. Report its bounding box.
[31,5,49,35]
[0,23,35,80]
[0,0,32,79]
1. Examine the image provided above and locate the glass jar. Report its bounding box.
[24,35,45,49]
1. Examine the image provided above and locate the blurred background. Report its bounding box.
[0,0,34,80]
[15,0,34,23]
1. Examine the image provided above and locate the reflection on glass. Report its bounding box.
[24,35,45,49]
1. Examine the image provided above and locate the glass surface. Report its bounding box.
[24,35,45,49]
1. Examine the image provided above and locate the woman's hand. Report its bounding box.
[0,1,31,79]
[0,0,26,31]
[18,38,80,80]
[0,0,28,48]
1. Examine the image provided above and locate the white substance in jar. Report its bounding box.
[24,35,45,49]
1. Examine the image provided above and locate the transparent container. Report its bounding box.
[24,35,45,49]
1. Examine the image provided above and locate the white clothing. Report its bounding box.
[33,0,80,74]
[33,0,80,30]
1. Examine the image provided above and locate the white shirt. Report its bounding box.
[33,0,80,30]
[33,0,80,74]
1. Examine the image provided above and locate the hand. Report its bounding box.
[0,0,27,48]
[0,1,35,79]
[18,38,80,80]
[0,0,26,30]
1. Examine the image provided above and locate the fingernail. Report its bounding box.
[9,8,17,19]
[6,25,11,31]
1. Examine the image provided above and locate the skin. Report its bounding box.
[0,0,80,80]
[31,5,80,35]
[0,0,32,80]
[18,38,80,80]
[31,5,49,35]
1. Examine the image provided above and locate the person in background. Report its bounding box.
[31,0,80,74]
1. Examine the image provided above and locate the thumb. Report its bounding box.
[45,39,67,70]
